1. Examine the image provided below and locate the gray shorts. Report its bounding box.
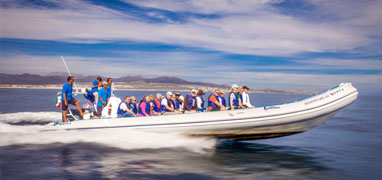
[62,97,78,111]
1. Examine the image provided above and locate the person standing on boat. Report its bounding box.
[242,86,253,108]
[161,92,175,114]
[183,89,198,112]
[97,82,108,115]
[117,96,136,118]
[196,89,206,112]
[129,96,138,115]
[138,95,151,117]
[106,77,113,103]
[61,76,84,122]
[208,89,226,111]
[91,76,102,106]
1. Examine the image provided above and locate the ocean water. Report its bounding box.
[0,88,381,180]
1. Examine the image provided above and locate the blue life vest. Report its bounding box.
[197,95,205,108]
[138,100,151,116]
[208,94,219,108]
[83,89,95,103]
[117,102,129,115]
[228,91,239,107]
[160,98,172,112]
[153,100,161,113]
[220,95,227,107]
[187,95,196,109]
[129,102,138,114]
[239,94,243,104]
[175,99,181,110]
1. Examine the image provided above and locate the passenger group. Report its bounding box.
[61,76,253,121]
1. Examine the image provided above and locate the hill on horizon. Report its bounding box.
[0,73,229,88]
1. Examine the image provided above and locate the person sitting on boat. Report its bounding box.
[149,94,161,116]
[155,93,162,113]
[170,94,182,114]
[179,95,185,110]
[229,84,240,110]
[183,89,198,112]
[129,96,138,115]
[91,76,102,106]
[238,87,244,108]
[117,96,136,118]
[137,95,151,117]
[196,89,206,112]
[161,91,175,114]
[106,77,113,103]
[208,89,226,111]
[219,90,227,108]
[61,76,85,122]
[175,93,183,111]
[97,81,108,115]
[242,86,253,108]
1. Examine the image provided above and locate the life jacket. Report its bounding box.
[129,102,138,114]
[197,95,205,108]
[187,95,196,109]
[153,100,161,113]
[175,99,181,110]
[228,91,239,107]
[137,100,150,116]
[219,95,227,107]
[160,98,171,112]
[208,94,219,108]
[239,94,243,104]
[117,102,129,115]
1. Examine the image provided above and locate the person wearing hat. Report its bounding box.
[242,86,253,108]
[174,93,183,111]
[228,84,240,110]
[160,91,175,114]
[183,89,198,112]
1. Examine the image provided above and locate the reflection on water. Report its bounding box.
[0,141,333,180]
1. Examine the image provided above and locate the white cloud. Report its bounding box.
[0,0,378,56]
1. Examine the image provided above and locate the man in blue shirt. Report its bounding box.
[62,76,84,122]
[91,76,102,106]
[106,77,113,103]
[97,81,108,115]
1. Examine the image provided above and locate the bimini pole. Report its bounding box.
[60,56,79,94]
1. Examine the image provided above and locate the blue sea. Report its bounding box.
[0,88,381,180]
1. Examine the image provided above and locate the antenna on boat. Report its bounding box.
[60,56,79,94]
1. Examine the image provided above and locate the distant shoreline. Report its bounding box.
[0,84,317,95]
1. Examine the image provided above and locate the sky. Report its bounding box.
[1,0,381,94]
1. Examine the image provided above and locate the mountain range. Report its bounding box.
[0,73,229,88]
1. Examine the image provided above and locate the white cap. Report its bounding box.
[166,91,173,96]
[232,84,239,88]
[191,89,197,93]
[179,95,184,100]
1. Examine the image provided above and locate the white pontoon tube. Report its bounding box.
[47,83,358,141]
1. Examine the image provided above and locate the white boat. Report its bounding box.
[45,83,358,140]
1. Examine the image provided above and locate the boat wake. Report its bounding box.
[0,112,216,154]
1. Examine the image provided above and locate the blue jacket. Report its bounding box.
[91,80,99,93]
[61,82,73,102]
[97,88,108,106]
